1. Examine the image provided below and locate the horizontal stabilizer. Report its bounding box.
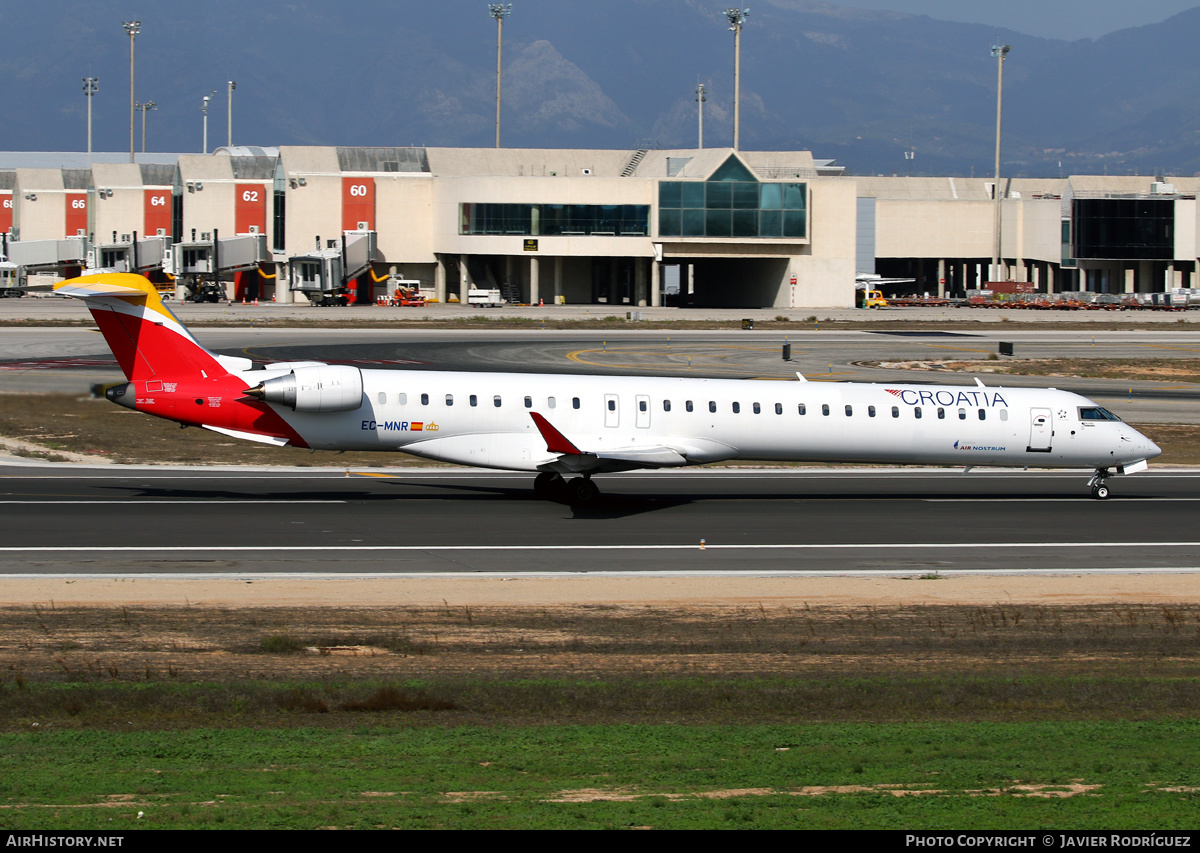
[55,279,155,300]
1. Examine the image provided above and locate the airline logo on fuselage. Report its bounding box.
[885,388,1008,408]
[361,420,440,432]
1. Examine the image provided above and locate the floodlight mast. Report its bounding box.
[489,4,512,148]
[123,20,140,164]
[696,81,707,149]
[227,81,237,148]
[725,8,749,150]
[991,43,1010,284]
[136,101,157,153]
[82,77,99,160]
[201,90,217,154]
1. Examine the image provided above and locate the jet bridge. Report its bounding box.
[91,235,171,276]
[2,237,89,291]
[165,231,269,302]
[288,230,376,306]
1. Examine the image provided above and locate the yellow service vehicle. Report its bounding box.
[856,289,887,309]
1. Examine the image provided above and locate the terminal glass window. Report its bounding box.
[460,203,649,237]
[1071,198,1174,260]
[657,155,806,239]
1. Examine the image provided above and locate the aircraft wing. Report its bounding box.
[529,412,689,473]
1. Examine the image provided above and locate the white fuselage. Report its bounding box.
[255,368,1159,473]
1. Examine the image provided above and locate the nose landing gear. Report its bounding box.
[1088,468,1111,500]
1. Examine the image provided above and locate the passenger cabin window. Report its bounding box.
[572,397,580,409]
[891,406,899,418]
[733,402,740,414]
[494,395,502,408]
[445,394,453,406]
[845,405,853,417]
[398,393,407,405]
[978,409,986,420]
[548,397,556,409]
[608,399,616,411]
[937,407,945,419]
[1000,410,1008,422]
[753,402,761,414]
[663,400,672,412]
[377,392,386,405]
[798,403,807,415]
[639,400,648,412]
[709,401,717,413]
[524,396,532,409]
[868,405,876,418]
[775,403,782,415]
[958,408,966,420]
[914,406,922,419]
[822,404,830,416]
[686,400,693,412]
[470,395,478,407]
[421,393,429,406]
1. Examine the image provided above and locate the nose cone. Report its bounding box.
[1130,426,1162,461]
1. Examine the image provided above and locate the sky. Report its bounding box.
[834,0,1200,40]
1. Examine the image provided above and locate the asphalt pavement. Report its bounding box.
[1,465,1197,576]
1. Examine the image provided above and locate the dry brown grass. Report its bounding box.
[2,602,1199,728]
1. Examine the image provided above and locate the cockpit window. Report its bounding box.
[1079,407,1122,422]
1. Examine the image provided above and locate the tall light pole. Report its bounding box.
[725,8,749,150]
[227,80,237,148]
[123,20,140,164]
[201,90,216,154]
[695,81,707,149]
[136,101,157,152]
[82,77,99,160]
[489,4,511,149]
[991,43,1010,283]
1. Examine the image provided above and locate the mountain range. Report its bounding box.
[2,0,1199,177]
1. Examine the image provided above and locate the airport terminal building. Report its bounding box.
[1,146,1196,307]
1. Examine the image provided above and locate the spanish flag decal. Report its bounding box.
[411,422,424,431]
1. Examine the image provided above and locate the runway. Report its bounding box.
[2,464,1199,576]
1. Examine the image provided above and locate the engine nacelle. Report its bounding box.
[245,364,363,413]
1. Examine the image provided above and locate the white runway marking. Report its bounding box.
[1,541,1198,552]
[0,500,345,505]
[3,568,1199,580]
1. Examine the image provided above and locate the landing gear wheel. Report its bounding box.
[534,472,564,498]
[1091,484,1110,500]
[566,477,600,505]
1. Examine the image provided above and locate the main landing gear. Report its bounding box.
[1088,468,1111,500]
[534,472,600,504]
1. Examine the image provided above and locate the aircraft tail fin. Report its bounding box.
[55,273,230,382]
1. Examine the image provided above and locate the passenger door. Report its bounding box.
[1027,408,1052,452]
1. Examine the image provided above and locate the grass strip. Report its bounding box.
[1,721,1198,829]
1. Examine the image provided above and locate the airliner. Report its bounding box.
[55,273,1160,502]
